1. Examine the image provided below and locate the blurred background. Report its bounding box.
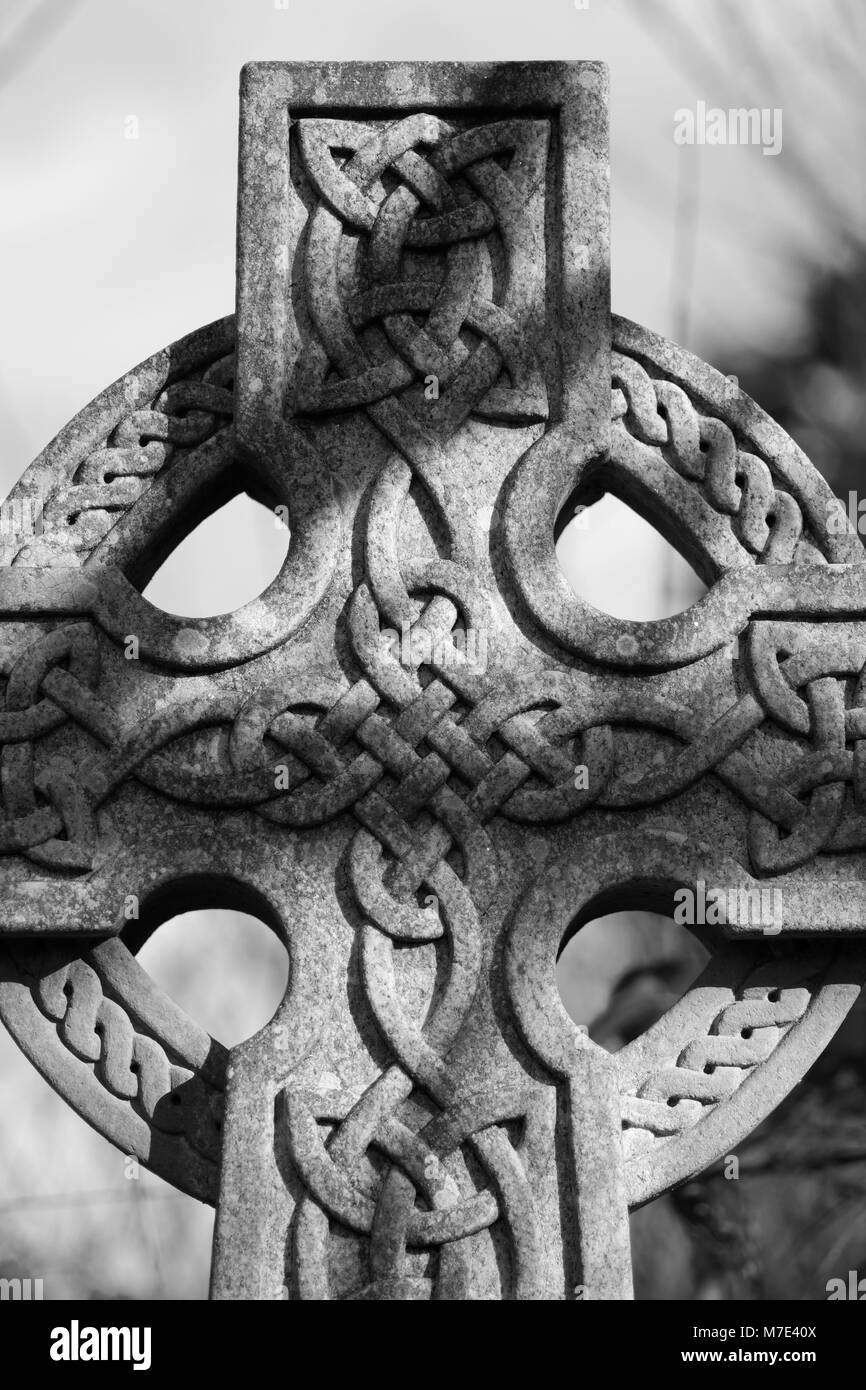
[1,0,864,1300]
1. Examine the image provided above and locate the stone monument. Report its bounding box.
[1,61,865,1300]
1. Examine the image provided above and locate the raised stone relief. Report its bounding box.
[1,61,864,1301]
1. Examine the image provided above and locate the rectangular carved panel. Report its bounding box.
[235,61,610,460]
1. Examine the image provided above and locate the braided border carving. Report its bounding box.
[1,310,864,1297]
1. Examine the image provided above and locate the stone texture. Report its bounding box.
[0,61,865,1301]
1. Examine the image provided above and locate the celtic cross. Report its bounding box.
[2,61,865,1301]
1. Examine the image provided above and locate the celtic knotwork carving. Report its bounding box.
[621,948,830,1143]
[3,335,865,871]
[741,623,866,872]
[2,936,225,1203]
[36,956,197,1134]
[0,623,101,867]
[611,352,804,563]
[8,600,866,888]
[293,115,549,428]
[4,346,235,570]
[3,60,866,1303]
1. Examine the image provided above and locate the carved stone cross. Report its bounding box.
[2,61,866,1301]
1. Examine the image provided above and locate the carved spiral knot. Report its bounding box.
[293,114,550,427]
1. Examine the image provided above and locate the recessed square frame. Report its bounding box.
[235,60,610,455]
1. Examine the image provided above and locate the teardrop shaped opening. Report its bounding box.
[556,492,707,621]
[556,909,710,1053]
[142,493,290,617]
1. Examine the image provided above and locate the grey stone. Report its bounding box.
[1,61,865,1301]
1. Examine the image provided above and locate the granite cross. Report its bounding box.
[2,61,866,1301]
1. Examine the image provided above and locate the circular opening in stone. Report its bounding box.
[125,884,288,1049]
[556,909,711,1053]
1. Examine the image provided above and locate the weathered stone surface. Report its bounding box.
[1,61,865,1301]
